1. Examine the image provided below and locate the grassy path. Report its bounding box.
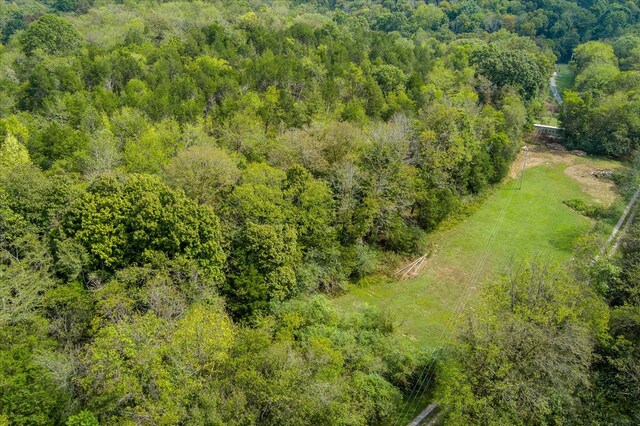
[334,161,614,349]
[555,64,576,95]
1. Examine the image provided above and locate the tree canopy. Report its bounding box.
[20,14,84,55]
[0,0,638,423]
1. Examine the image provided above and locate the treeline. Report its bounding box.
[3,0,639,60]
[562,36,640,158]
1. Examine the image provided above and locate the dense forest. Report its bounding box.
[0,0,639,425]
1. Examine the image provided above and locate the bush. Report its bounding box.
[66,411,99,426]
[563,198,611,220]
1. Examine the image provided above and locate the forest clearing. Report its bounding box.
[334,146,623,348]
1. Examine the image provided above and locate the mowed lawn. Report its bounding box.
[334,162,608,349]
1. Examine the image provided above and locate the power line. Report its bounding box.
[519,146,529,190]
[398,137,565,424]
[392,170,520,425]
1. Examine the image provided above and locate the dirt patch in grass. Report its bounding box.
[564,163,620,206]
[431,261,473,286]
[510,144,623,205]
[509,145,554,177]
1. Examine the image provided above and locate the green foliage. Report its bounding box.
[471,45,550,100]
[225,222,300,318]
[577,226,640,424]
[81,302,233,423]
[20,14,84,56]
[29,122,90,170]
[611,220,640,306]
[439,263,608,424]
[163,144,240,206]
[0,0,637,422]
[0,133,31,174]
[221,296,422,426]
[0,185,59,327]
[76,295,424,425]
[613,35,640,71]
[597,305,640,422]
[573,41,618,72]
[44,282,94,345]
[55,174,226,280]
[563,198,613,220]
[562,39,640,157]
[0,320,69,425]
[54,0,79,13]
[122,123,178,174]
[373,64,407,94]
[66,411,99,426]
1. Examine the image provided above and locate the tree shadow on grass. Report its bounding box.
[548,224,586,253]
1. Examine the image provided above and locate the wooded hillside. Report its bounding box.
[0,1,639,424]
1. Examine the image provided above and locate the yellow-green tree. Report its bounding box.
[0,133,30,173]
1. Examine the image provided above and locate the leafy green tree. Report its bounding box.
[0,133,31,174]
[163,145,240,206]
[225,163,290,225]
[612,220,640,305]
[0,233,54,326]
[172,303,235,375]
[20,15,84,55]
[56,174,226,280]
[587,305,640,424]
[414,4,448,31]
[471,45,550,100]
[574,63,619,95]
[29,122,90,171]
[561,90,591,148]
[222,164,341,317]
[220,296,421,425]
[43,282,94,346]
[187,56,236,113]
[373,64,407,94]
[123,127,173,174]
[439,263,608,424]
[66,411,99,426]
[613,35,640,71]
[81,302,233,424]
[573,41,618,72]
[284,165,336,251]
[0,320,69,425]
[81,313,177,422]
[225,221,300,319]
[0,1,634,423]
[486,131,517,183]
[54,0,78,13]
[358,121,419,251]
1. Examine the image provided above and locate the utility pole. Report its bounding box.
[519,146,529,190]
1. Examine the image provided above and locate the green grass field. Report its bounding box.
[333,162,615,349]
[556,64,576,95]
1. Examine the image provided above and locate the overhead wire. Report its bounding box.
[391,142,530,425]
